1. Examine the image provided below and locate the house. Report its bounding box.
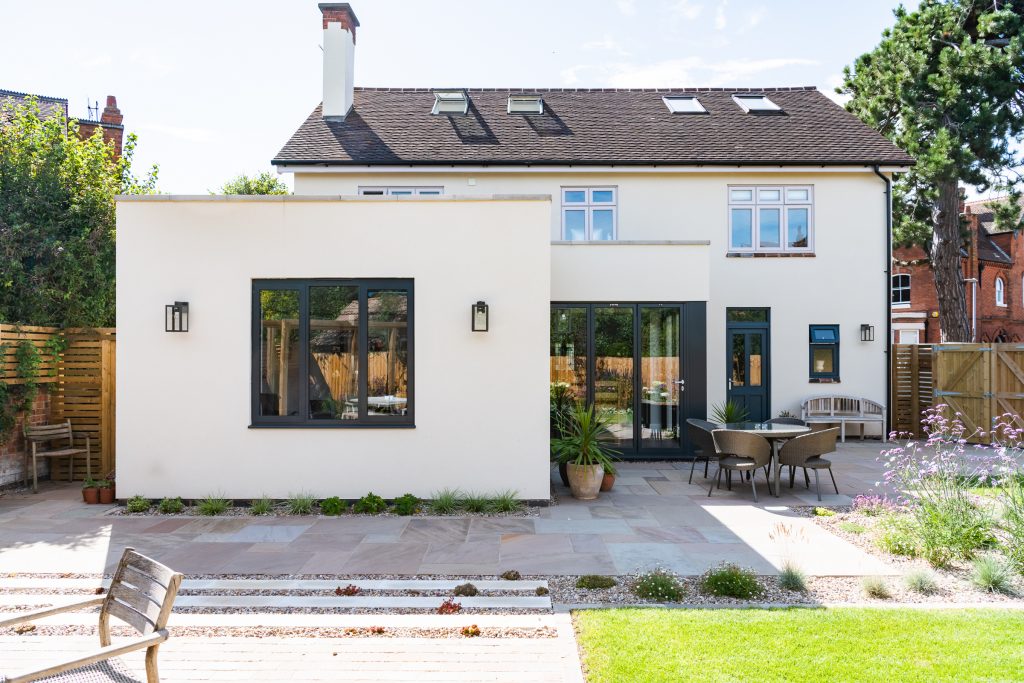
[115,3,913,500]
[0,90,125,157]
[892,196,1024,343]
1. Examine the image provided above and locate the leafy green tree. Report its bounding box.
[217,171,289,195]
[841,0,1023,341]
[0,97,157,327]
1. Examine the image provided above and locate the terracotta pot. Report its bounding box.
[98,487,115,505]
[566,463,604,500]
[600,472,616,492]
[83,487,99,504]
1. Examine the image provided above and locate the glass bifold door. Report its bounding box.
[551,303,695,457]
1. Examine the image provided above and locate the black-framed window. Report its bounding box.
[891,274,911,305]
[809,324,839,382]
[252,279,413,427]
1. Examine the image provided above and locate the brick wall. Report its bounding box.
[0,388,51,488]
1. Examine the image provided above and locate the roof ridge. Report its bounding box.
[351,86,820,93]
[0,88,68,104]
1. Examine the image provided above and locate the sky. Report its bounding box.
[2,0,922,194]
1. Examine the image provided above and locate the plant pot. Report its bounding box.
[98,488,114,505]
[600,472,616,492]
[558,461,570,487]
[566,463,604,500]
[83,487,99,504]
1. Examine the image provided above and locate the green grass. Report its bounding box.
[575,608,1024,682]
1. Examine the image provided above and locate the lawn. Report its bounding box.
[575,608,1024,682]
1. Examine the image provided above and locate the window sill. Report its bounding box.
[809,377,840,384]
[727,252,815,258]
[248,423,416,430]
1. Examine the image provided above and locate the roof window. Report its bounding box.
[508,94,544,114]
[662,96,706,114]
[732,94,782,114]
[432,90,469,115]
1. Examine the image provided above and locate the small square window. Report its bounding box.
[730,188,754,203]
[809,324,840,381]
[662,96,707,114]
[432,90,469,115]
[563,190,587,203]
[758,188,782,202]
[732,94,782,113]
[786,188,810,202]
[591,190,615,203]
[508,94,543,114]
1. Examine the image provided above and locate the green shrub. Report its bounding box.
[491,489,522,514]
[392,493,420,516]
[904,570,939,595]
[998,476,1024,574]
[915,497,995,567]
[813,507,836,517]
[461,492,492,514]
[535,586,549,596]
[453,582,478,597]
[576,575,617,590]
[197,495,231,516]
[353,492,387,515]
[862,576,892,599]
[429,489,461,515]
[838,521,867,534]
[287,492,317,515]
[876,515,919,557]
[777,562,807,592]
[632,569,685,602]
[249,495,273,516]
[699,564,764,599]
[320,496,345,516]
[972,556,1015,594]
[157,497,184,514]
[125,495,150,514]
[500,569,521,581]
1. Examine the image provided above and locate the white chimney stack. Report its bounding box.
[319,3,359,121]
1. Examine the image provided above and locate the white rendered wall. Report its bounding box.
[294,170,889,430]
[116,196,551,499]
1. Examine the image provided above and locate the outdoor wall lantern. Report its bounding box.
[860,324,875,342]
[165,301,189,332]
[471,301,489,332]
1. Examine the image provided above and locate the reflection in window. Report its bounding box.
[550,308,588,401]
[308,286,359,420]
[259,290,300,417]
[367,290,409,415]
[731,333,746,387]
[594,307,634,450]
[749,334,762,387]
[809,324,840,381]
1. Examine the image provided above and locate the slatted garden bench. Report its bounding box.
[800,395,887,442]
[23,420,91,493]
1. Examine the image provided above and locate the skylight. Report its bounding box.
[508,94,544,114]
[432,90,469,115]
[732,94,782,113]
[662,96,706,114]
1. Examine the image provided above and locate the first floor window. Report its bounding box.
[892,274,911,305]
[809,324,839,381]
[996,276,1006,307]
[562,187,617,240]
[253,278,413,426]
[728,185,813,253]
[358,187,442,196]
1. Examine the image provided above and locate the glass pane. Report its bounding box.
[730,333,746,387]
[591,190,614,203]
[595,307,634,451]
[258,290,301,417]
[308,286,360,420]
[592,209,614,240]
[640,307,681,449]
[758,188,781,202]
[811,327,837,343]
[389,190,413,196]
[813,347,834,375]
[749,334,762,387]
[759,208,780,248]
[730,189,753,202]
[731,208,753,248]
[787,208,809,248]
[367,289,409,416]
[786,188,809,202]
[727,308,769,323]
[564,190,586,203]
[550,308,588,427]
[565,210,586,240]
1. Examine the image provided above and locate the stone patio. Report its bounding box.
[0,441,897,577]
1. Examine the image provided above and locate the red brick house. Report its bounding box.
[0,89,125,157]
[892,196,1024,343]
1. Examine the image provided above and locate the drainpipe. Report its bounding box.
[873,166,892,437]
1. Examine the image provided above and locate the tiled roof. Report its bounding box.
[977,230,1013,265]
[273,87,914,167]
[965,196,1024,234]
[0,89,69,122]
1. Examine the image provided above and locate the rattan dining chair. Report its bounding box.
[709,430,773,502]
[777,427,841,501]
[766,416,809,486]
[685,418,719,484]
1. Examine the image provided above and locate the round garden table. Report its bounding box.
[721,422,811,497]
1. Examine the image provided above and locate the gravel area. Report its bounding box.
[1,624,557,639]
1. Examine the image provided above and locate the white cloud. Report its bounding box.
[738,7,767,34]
[714,0,728,30]
[582,36,632,57]
[616,0,637,16]
[823,73,850,106]
[669,0,704,21]
[136,123,215,144]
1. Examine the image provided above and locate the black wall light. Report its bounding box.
[166,301,189,332]
[471,301,489,332]
[860,324,875,342]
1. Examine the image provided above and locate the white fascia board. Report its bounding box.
[276,164,912,175]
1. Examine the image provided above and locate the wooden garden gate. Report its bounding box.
[933,343,1024,443]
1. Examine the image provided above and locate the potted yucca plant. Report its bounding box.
[552,403,619,500]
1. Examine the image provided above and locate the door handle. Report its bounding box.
[673,379,685,392]
[728,379,733,390]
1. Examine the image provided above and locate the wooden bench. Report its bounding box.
[800,396,887,442]
[23,420,91,493]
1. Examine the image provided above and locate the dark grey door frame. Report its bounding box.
[725,309,771,422]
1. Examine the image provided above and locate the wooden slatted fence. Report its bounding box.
[890,344,934,437]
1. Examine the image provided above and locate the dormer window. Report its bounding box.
[508,94,543,114]
[432,90,468,115]
[662,96,706,114]
[732,94,782,114]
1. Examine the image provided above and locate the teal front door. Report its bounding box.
[726,309,770,422]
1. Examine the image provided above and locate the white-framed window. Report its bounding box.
[996,276,1007,307]
[728,185,813,253]
[892,274,911,306]
[561,187,617,241]
[732,94,782,113]
[358,187,443,196]
[662,96,706,114]
[899,329,921,344]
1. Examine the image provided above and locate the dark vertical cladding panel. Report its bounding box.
[684,301,708,455]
